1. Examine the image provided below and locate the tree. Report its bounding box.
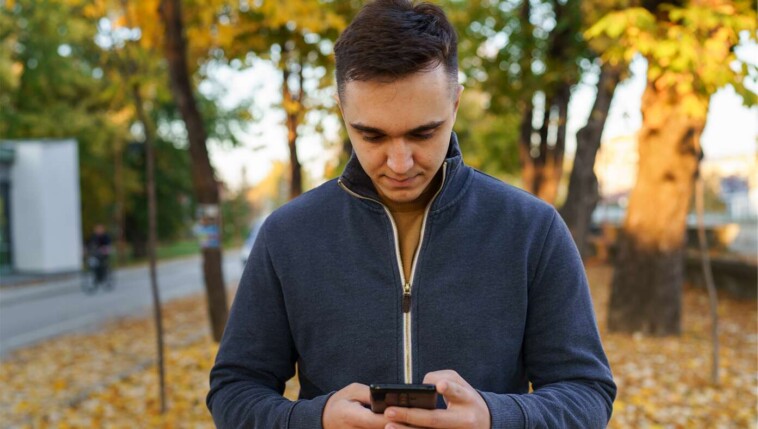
[0,0,205,263]
[159,0,228,342]
[559,63,621,258]
[214,0,353,199]
[448,0,588,203]
[0,0,127,242]
[98,18,195,259]
[126,71,168,413]
[587,0,756,335]
[97,0,269,342]
[453,88,521,179]
[106,1,171,407]
[521,0,586,204]
[559,0,629,258]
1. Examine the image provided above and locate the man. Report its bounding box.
[207,1,615,428]
[87,224,112,283]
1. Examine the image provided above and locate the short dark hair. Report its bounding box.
[334,0,458,100]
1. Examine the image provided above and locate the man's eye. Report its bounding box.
[363,134,384,142]
[411,133,434,140]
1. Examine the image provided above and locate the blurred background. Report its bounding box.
[0,0,756,427]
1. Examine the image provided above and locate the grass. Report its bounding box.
[155,240,201,260]
[114,237,244,268]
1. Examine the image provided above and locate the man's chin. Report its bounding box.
[379,189,423,205]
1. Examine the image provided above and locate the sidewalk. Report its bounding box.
[0,252,213,307]
[0,270,80,289]
[0,272,83,307]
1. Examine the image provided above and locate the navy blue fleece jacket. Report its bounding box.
[207,133,616,428]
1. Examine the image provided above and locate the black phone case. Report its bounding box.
[369,383,438,413]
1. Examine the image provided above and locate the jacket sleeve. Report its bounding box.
[480,211,616,428]
[206,225,331,428]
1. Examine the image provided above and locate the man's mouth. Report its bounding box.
[385,175,418,187]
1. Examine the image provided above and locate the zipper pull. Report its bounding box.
[402,282,412,313]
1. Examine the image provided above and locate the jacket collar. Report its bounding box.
[338,132,468,211]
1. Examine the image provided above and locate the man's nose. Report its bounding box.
[386,139,413,175]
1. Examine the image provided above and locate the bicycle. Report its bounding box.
[81,247,114,294]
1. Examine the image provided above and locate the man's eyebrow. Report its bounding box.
[349,120,446,135]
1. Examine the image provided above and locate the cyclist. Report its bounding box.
[86,224,112,287]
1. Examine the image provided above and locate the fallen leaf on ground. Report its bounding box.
[1,264,755,428]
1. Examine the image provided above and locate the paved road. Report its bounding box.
[0,251,243,358]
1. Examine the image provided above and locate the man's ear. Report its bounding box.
[333,93,343,114]
[453,85,464,117]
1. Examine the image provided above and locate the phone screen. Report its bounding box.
[369,383,438,413]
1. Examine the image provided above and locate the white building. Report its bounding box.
[0,139,82,274]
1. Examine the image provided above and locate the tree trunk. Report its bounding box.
[522,91,569,205]
[525,0,573,205]
[531,97,551,198]
[695,176,719,385]
[283,59,303,200]
[287,110,302,199]
[159,0,228,342]
[538,97,551,160]
[133,83,168,413]
[536,85,570,204]
[517,0,573,205]
[607,81,706,336]
[114,139,128,266]
[519,105,536,193]
[560,64,621,258]
[517,0,535,194]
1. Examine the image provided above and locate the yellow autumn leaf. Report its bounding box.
[53,378,67,392]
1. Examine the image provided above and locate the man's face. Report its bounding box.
[339,65,462,208]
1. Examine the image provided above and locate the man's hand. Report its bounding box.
[323,383,390,429]
[383,370,491,429]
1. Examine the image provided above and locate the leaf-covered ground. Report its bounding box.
[588,264,757,429]
[1,264,755,428]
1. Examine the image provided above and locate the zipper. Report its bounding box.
[402,282,412,313]
[403,162,446,382]
[337,161,447,383]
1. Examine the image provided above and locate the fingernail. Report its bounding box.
[386,409,396,418]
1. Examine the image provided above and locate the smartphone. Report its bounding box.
[369,383,438,413]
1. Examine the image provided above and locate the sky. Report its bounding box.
[207,56,758,192]
[204,59,341,191]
